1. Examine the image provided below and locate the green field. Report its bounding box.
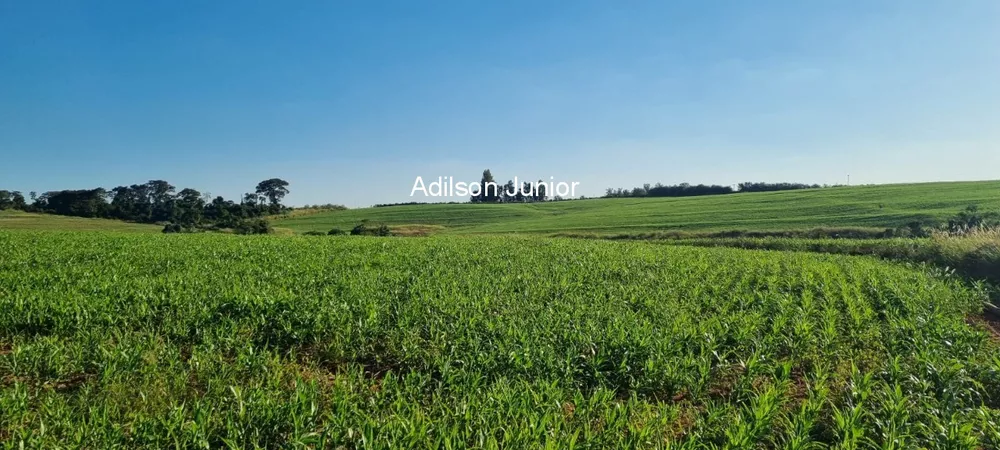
[274,181,1000,235]
[0,210,159,233]
[2,231,999,448]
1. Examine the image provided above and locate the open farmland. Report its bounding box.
[274,180,1000,235]
[2,231,999,448]
[0,210,160,233]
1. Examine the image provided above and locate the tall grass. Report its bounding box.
[661,228,1000,290]
[931,228,1000,281]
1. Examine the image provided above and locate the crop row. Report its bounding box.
[0,231,998,448]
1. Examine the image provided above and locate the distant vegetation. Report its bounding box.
[0,178,291,234]
[603,181,831,198]
[737,181,825,192]
[0,190,28,210]
[604,183,734,198]
[576,205,1000,287]
[272,180,1000,235]
[563,205,1000,242]
[6,179,1000,239]
[468,169,551,203]
[295,203,348,211]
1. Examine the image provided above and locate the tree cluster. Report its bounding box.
[297,204,348,211]
[470,169,548,203]
[604,183,733,198]
[736,182,822,193]
[604,181,832,198]
[2,178,290,233]
[946,205,1000,234]
[0,190,28,211]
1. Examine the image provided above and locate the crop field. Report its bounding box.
[2,231,999,448]
[0,210,160,233]
[274,180,1000,235]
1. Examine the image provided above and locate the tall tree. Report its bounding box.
[501,180,516,202]
[520,182,533,202]
[11,191,26,210]
[175,188,204,226]
[40,189,108,217]
[254,178,290,213]
[534,180,547,202]
[473,169,497,203]
[145,180,176,222]
[0,190,12,210]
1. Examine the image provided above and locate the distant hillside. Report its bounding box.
[0,210,160,233]
[272,180,1000,235]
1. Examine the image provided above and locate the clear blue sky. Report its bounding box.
[2,1,998,207]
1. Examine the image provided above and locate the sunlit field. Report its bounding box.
[273,180,1000,235]
[2,231,998,448]
[0,210,159,233]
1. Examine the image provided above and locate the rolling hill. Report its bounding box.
[273,180,1000,235]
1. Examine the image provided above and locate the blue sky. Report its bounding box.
[2,1,998,206]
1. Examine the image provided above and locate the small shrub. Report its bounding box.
[328,228,345,235]
[905,221,930,238]
[235,218,272,235]
[348,223,392,236]
[303,231,326,236]
[947,205,1000,235]
[162,223,184,234]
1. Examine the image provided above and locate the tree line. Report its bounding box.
[0,191,28,210]
[0,178,290,233]
[469,169,549,203]
[603,181,832,198]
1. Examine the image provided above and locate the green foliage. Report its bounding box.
[947,205,1000,234]
[327,228,345,235]
[254,178,291,214]
[0,232,997,448]
[663,230,1000,286]
[296,204,348,211]
[605,182,734,198]
[470,168,497,203]
[161,223,188,234]
[233,218,272,235]
[0,191,27,211]
[738,182,825,193]
[10,178,288,229]
[350,223,367,235]
[348,223,392,236]
[274,180,1000,235]
[904,220,933,238]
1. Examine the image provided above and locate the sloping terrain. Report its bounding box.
[274,180,1000,235]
